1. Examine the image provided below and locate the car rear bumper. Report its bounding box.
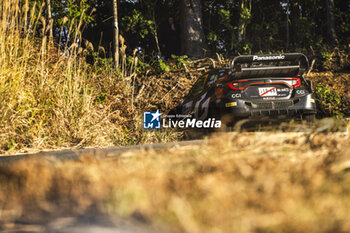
[224,94,317,119]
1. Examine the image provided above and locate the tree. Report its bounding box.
[112,0,119,68]
[285,0,290,50]
[326,0,338,45]
[27,0,348,60]
[46,0,53,42]
[180,0,206,58]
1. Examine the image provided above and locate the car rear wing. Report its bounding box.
[231,53,309,78]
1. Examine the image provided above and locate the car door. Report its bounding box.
[178,72,211,117]
[185,71,221,120]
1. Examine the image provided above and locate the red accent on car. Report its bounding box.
[229,77,301,90]
[229,82,240,90]
[292,78,301,87]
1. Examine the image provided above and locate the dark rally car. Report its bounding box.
[170,53,317,123]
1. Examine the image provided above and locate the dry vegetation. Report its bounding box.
[1,1,350,233]
[0,132,350,232]
[0,0,188,155]
[307,72,350,116]
[0,1,349,155]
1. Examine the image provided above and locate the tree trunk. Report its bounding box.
[326,0,338,45]
[238,1,244,42]
[286,0,290,50]
[112,0,119,69]
[180,0,206,58]
[46,0,53,43]
[290,1,300,48]
[152,10,161,57]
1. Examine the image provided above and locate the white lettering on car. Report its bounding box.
[232,93,242,99]
[195,93,211,120]
[253,55,285,61]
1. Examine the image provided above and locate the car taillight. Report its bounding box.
[292,78,301,87]
[229,82,240,90]
[229,80,248,90]
[286,77,301,87]
[228,77,301,90]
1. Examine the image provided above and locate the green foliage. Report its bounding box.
[207,32,218,43]
[155,59,170,73]
[53,0,94,32]
[333,5,350,43]
[95,93,108,104]
[294,17,315,47]
[90,51,114,74]
[320,51,334,70]
[218,9,231,24]
[65,0,94,23]
[171,55,189,69]
[321,51,333,61]
[127,56,150,75]
[22,0,349,59]
[315,84,343,117]
[240,7,251,21]
[242,43,252,54]
[4,138,17,151]
[122,9,155,39]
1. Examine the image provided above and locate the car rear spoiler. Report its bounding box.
[231,53,309,77]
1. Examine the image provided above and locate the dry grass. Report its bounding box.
[1,1,350,232]
[0,132,349,232]
[0,0,348,155]
[0,0,183,154]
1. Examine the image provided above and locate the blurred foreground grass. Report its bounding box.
[0,132,349,233]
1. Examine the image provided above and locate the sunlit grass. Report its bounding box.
[0,132,349,232]
[0,0,180,154]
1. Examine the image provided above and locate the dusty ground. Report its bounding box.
[0,131,349,233]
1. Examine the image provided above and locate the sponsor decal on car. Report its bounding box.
[231,93,242,99]
[277,88,289,92]
[259,87,278,97]
[253,55,285,61]
[263,97,276,100]
[225,102,237,107]
[296,90,306,95]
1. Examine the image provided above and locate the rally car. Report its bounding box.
[169,53,317,123]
